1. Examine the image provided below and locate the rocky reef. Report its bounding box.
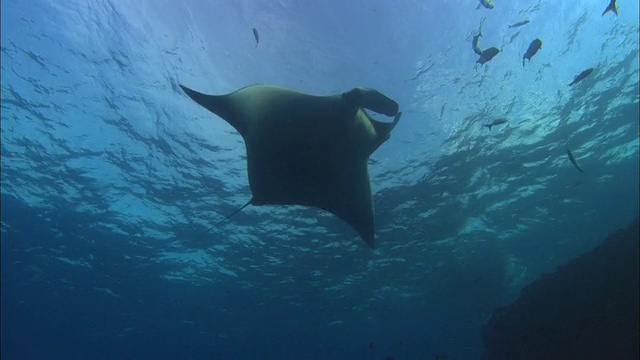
[482,218,639,359]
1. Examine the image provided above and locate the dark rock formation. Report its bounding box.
[482,218,639,359]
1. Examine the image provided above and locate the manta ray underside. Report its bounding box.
[180,84,401,248]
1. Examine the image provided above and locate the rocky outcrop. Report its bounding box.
[482,218,639,359]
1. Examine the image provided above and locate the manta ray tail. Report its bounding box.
[343,87,399,116]
[179,85,247,135]
[191,199,252,243]
[218,199,253,224]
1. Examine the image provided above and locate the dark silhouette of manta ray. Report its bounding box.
[180,84,401,248]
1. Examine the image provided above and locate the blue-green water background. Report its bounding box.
[1,0,638,359]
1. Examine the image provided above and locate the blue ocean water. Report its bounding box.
[1,0,638,359]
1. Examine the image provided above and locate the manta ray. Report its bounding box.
[180,84,402,248]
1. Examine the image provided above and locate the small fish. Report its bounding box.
[252,28,259,48]
[483,117,508,131]
[602,0,618,16]
[508,20,530,28]
[368,342,376,350]
[477,0,495,9]
[383,357,395,360]
[472,27,483,55]
[568,68,594,86]
[410,62,435,81]
[566,147,585,173]
[476,47,500,66]
[522,38,542,67]
[434,353,448,360]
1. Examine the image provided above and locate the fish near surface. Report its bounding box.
[472,26,483,55]
[477,47,500,65]
[602,0,618,16]
[252,28,259,47]
[508,20,530,28]
[179,84,401,248]
[523,38,542,67]
[569,68,594,86]
[484,117,508,131]
[566,147,585,173]
[477,0,495,9]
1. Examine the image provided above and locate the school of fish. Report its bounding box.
[469,0,612,174]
